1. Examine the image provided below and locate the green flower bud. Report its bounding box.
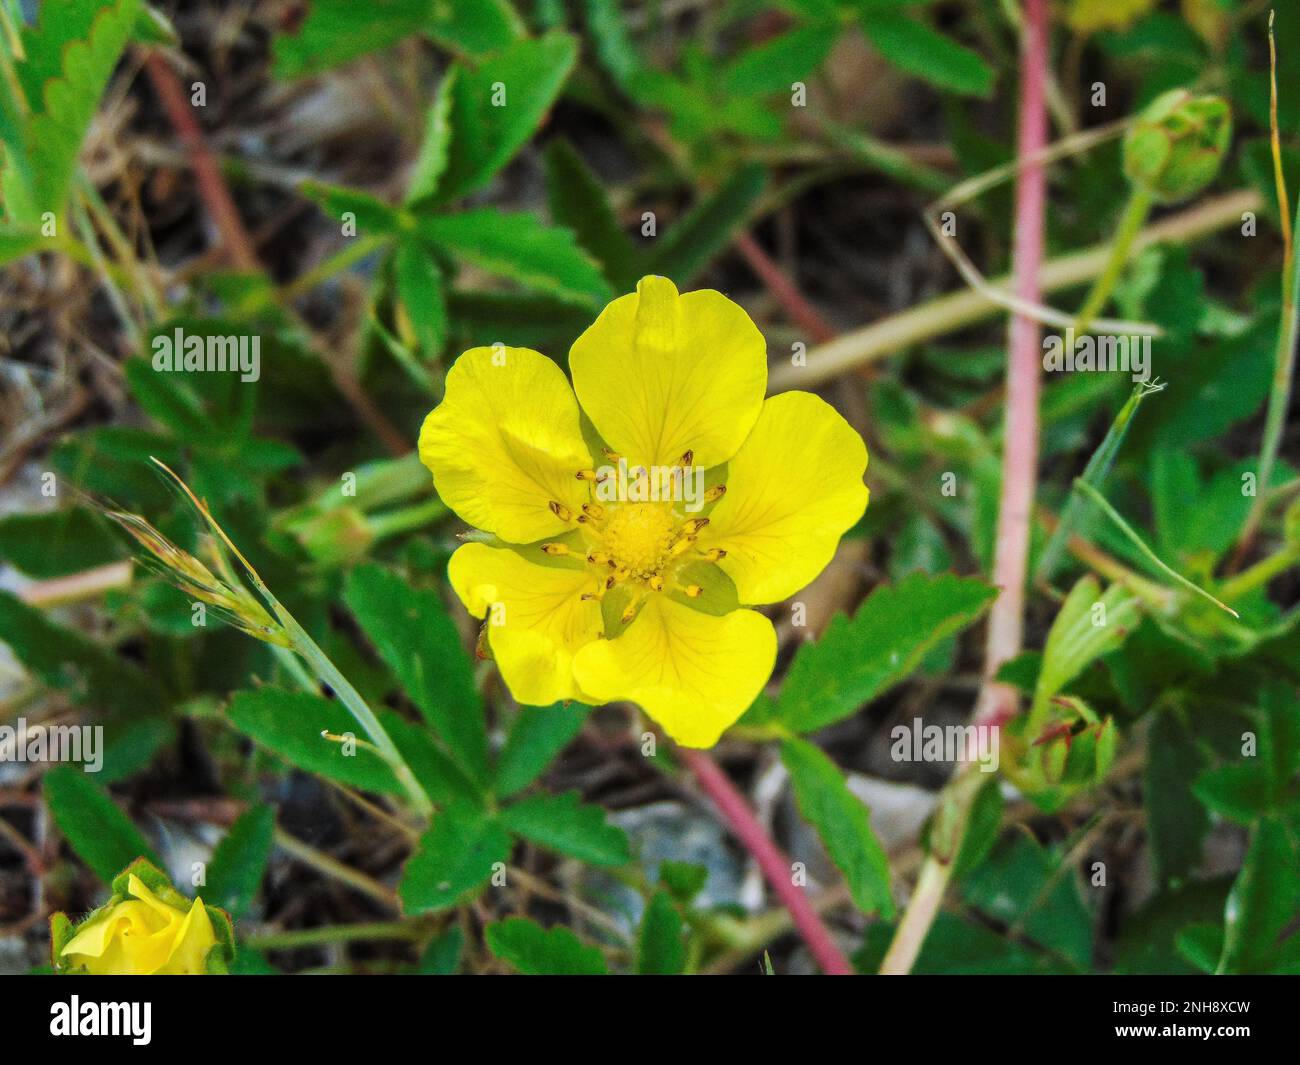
[1122,90,1232,203]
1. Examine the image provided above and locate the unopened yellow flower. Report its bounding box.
[60,874,219,975]
[420,276,868,747]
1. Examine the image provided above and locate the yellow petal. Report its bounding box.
[569,276,766,469]
[156,898,218,975]
[698,391,868,604]
[449,543,603,705]
[572,596,776,748]
[419,346,592,543]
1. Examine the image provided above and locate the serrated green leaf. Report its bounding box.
[485,917,607,974]
[782,738,893,917]
[204,804,274,919]
[861,13,994,98]
[343,564,487,781]
[544,139,638,288]
[44,766,157,883]
[499,790,631,867]
[300,180,403,237]
[644,164,766,284]
[14,0,141,220]
[637,891,686,974]
[406,69,457,206]
[1218,816,1300,974]
[763,573,996,734]
[494,703,589,798]
[436,32,578,202]
[418,209,612,306]
[400,802,512,914]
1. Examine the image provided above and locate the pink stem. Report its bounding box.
[679,748,854,975]
[974,0,1050,728]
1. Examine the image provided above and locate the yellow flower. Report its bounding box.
[420,276,868,747]
[60,874,220,975]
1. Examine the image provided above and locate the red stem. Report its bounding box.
[678,748,854,975]
[974,0,1050,727]
[734,233,838,344]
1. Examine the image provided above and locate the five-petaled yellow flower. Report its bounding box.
[60,874,219,975]
[420,276,868,747]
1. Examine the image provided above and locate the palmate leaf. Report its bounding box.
[498,790,631,867]
[8,0,141,223]
[400,802,512,914]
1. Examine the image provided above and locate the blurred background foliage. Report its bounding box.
[0,0,1296,975]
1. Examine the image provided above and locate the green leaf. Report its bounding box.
[0,590,165,714]
[204,804,274,919]
[499,790,631,867]
[436,32,579,202]
[485,917,607,974]
[645,164,767,284]
[762,573,996,734]
[781,738,893,917]
[226,687,404,796]
[418,209,612,307]
[1145,710,1209,887]
[272,0,519,79]
[299,180,403,237]
[582,0,641,87]
[1033,577,1140,711]
[394,244,449,357]
[1218,817,1300,974]
[658,860,708,903]
[544,139,638,288]
[43,766,157,883]
[343,564,488,781]
[722,23,839,97]
[10,0,141,220]
[494,703,589,798]
[399,803,512,914]
[405,69,457,206]
[637,891,686,974]
[418,925,465,974]
[0,507,123,578]
[860,13,994,98]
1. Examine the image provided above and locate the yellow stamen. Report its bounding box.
[576,469,599,482]
[678,449,694,467]
[548,500,573,522]
[670,538,693,557]
[704,485,727,503]
[684,584,703,598]
[620,601,639,624]
[587,550,610,565]
[701,547,727,562]
[602,447,622,462]
[647,574,664,591]
[541,543,569,556]
[582,502,605,520]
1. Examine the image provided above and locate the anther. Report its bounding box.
[620,602,638,624]
[586,551,609,565]
[602,447,622,462]
[541,543,569,556]
[548,501,573,522]
[684,585,703,598]
[670,538,693,557]
[701,548,727,562]
[704,485,727,503]
[582,502,605,520]
[647,574,665,591]
[576,469,599,482]
[683,518,710,535]
[678,449,694,467]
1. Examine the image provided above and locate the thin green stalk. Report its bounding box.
[247,920,427,951]
[369,497,448,540]
[1037,379,1164,581]
[1074,479,1239,617]
[1072,186,1153,337]
[1219,542,1300,602]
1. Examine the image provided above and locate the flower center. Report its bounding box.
[541,453,729,625]
[600,502,677,578]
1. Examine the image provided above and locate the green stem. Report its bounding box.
[369,497,448,541]
[1073,186,1153,337]
[1219,543,1300,602]
[247,919,426,951]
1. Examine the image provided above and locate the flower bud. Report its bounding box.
[53,861,232,975]
[1122,90,1232,203]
